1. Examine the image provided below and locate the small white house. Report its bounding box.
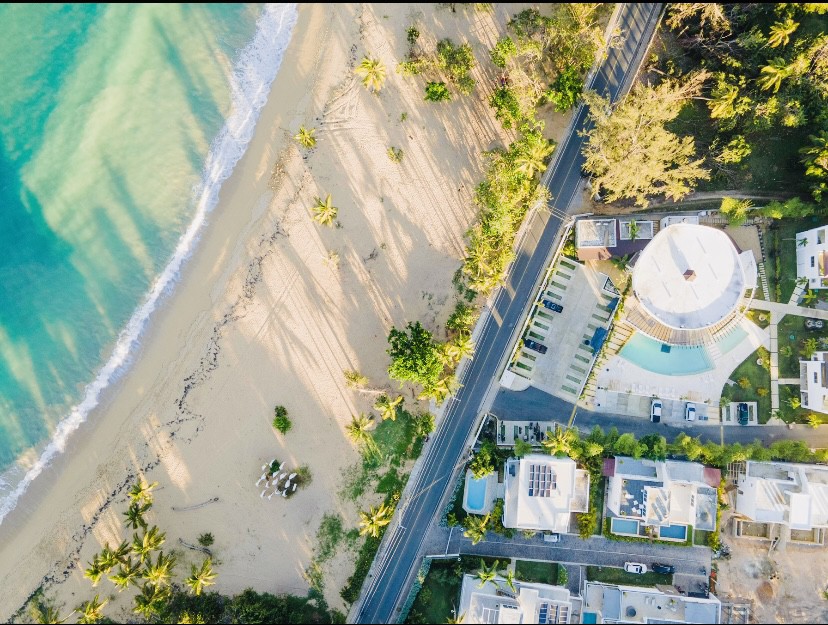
[801,352,828,415]
[796,225,828,289]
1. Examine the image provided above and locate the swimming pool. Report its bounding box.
[620,333,713,376]
[610,517,640,536]
[582,613,598,624]
[716,325,748,354]
[465,475,488,512]
[658,523,688,540]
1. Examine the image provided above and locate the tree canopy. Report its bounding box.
[387,322,444,390]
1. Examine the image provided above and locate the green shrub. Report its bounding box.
[406,26,420,46]
[489,86,522,129]
[490,36,517,68]
[272,405,292,434]
[544,67,583,112]
[197,532,215,547]
[425,81,451,102]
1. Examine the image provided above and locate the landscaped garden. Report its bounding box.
[514,560,559,585]
[777,314,828,378]
[586,566,672,588]
[721,347,772,423]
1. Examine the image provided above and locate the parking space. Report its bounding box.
[592,391,711,422]
[721,401,759,426]
[510,260,617,401]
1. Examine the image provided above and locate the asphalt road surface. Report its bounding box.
[355,5,664,623]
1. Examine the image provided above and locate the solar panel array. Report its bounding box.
[528,464,556,497]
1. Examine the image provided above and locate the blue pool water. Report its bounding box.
[620,333,714,376]
[658,524,689,540]
[611,517,640,535]
[0,4,297,524]
[465,476,488,511]
[582,613,598,624]
[716,325,748,354]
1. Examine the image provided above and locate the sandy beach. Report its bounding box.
[0,3,563,619]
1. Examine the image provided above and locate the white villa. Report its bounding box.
[800,352,828,415]
[604,457,720,541]
[503,454,590,533]
[458,574,578,624]
[582,581,721,624]
[796,224,828,289]
[734,461,828,544]
[625,223,757,346]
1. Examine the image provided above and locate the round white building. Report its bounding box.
[628,223,757,345]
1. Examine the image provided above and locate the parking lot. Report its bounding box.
[507,259,617,401]
[592,390,711,422]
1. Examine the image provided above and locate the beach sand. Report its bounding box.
[0,3,564,619]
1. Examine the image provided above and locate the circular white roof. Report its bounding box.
[632,224,745,330]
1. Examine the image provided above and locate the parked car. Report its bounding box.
[685,402,697,421]
[737,402,749,425]
[651,563,675,574]
[523,338,548,354]
[541,299,564,313]
[805,318,825,330]
[651,400,662,423]
[624,562,648,574]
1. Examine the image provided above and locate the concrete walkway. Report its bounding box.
[769,314,780,412]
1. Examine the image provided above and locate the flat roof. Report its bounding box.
[632,224,745,330]
[577,219,617,248]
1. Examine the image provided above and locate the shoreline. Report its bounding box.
[0,5,321,616]
[0,4,548,618]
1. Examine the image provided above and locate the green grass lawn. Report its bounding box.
[515,560,559,585]
[777,314,828,378]
[767,218,826,303]
[405,561,462,624]
[372,411,422,464]
[745,309,770,330]
[723,348,772,423]
[587,566,672,587]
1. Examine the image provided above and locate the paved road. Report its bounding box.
[491,384,828,446]
[354,5,664,623]
[441,526,711,581]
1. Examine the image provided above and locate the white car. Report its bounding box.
[624,562,648,574]
[650,400,662,423]
[685,402,697,421]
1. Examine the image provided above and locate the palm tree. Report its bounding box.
[758,57,791,93]
[767,17,799,48]
[97,545,120,573]
[627,219,639,241]
[359,502,394,538]
[515,136,554,177]
[446,613,466,624]
[803,290,818,305]
[501,568,517,592]
[462,513,490,545]
[128,480,158,505]
[142,551,176,587]
[445,334,475,362]
[110,558,143,591]
[355,56,387,92]
[132,526,166,562]
[788,396,802,410]
[476,559,499,588]
[420,376,460,405]
[133,583,170,620]
[345,413,375,447]
[610,254,631,271]
[582,441,604,458]
[295,125,316,149]
[185,558,217,596]
[374,394,403,421]
[808,413,821,428]
[709,82,739,119]
[798,238,809,248]
[344,369,369,388]
[84,555,104,587]
[541,425,579,457]
[31,602,71,625]
[802,337,819,359]
[77,595,108,625]
[123,501,151,530]
[311,193,338,227]
[112,540,131,564]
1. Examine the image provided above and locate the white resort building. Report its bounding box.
[796,224,828,289]
[800,352,828,415]
[503,454,590,533]
[603,457,720,542]
[582,581,721,624]
[625,223,757,346]
[733,461,828,544]
[458,574,578,624]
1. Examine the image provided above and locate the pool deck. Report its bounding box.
[589,318,769,422]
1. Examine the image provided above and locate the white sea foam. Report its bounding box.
[0,3,298,525]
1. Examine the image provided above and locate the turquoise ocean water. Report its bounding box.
[0,3,297,522]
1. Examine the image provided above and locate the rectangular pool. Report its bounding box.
[465,476,487,512]
[658,523,688,540]
[582,613,598,624]
[610,517,640,536]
